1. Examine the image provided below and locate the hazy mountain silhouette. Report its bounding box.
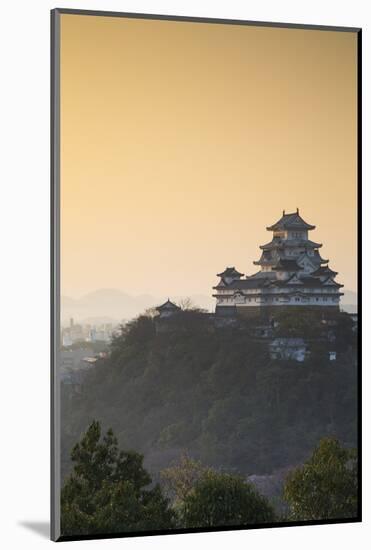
[340,289,358,313]
[61,289,215,325]
[61,288,357,325]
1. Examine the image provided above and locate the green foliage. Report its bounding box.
[61,421,174,536]
[284,437,358,520]
[274,309,324,339]
[161,454,212,505]
[180,471,276,527]
[61,340,107,352]
[273,309,355,349]
[61,311,357,480]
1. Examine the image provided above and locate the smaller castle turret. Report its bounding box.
[156,299,181,319]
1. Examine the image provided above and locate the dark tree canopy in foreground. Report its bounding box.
[181,471,276,527]
[61,421,174,536]
[61,423,276,535]
[161,453,212,505]
[61,310,357,480]
[284,437,358,521]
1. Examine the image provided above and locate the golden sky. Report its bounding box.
[60,14,358,299]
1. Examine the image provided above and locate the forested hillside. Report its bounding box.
[61,310,357,481]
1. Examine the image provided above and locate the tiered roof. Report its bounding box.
[312,266,338,277]
[217,267,244,278]
[267,209,315,231]
[272,259,301,272]
[213,210,343,304]
[156,299,181,312]
[254,249,287,266]
[313,250,328,264]
[260,238,322,250]
[220,278,270,290]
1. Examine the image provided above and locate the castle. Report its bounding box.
[212,210,343,317]
[154,211,346,359]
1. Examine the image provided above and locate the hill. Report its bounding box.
[61,310,357,481]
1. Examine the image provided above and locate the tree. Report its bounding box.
[274,308,324,339]
[178,297,195,311]
[180,471,275,528]
[161,454,212,505]
[284,437,358,521]
[61,421,174,535]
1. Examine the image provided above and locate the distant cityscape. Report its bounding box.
[61,317,120,347]
[60,318,120,385]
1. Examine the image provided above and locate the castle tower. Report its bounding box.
[213,210,343,315]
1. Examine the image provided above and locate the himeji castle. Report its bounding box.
[213,209,344,316]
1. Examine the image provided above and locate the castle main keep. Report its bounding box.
[213,210,343,316]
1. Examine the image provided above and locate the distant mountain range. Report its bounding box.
[61,288,358,325]
[61,289,215,325]
[340,290,358,314]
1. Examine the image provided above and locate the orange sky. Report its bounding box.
[60,14,358,298]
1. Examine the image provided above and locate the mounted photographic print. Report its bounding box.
[51,9,361,542]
